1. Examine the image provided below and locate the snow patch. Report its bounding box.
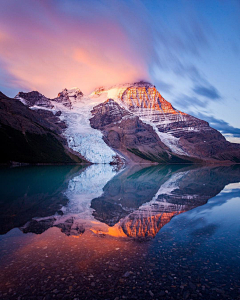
[156,131,187,156]
[15,96,29,106]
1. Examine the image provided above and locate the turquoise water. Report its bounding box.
[0,164,240,299]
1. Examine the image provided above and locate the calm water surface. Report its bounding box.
[0,164,240,300]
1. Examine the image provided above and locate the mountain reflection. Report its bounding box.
[0,165,87,234]
[1,164,240,240]
[91,165,240,239]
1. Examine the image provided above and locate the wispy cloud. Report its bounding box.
[152,79,173,94]
[174,94,208,109]
[192,112,240,137]
[0,0,149,97]
[0,0,220,98]
[193,84,221,100]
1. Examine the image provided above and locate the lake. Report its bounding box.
[0,164,240,299]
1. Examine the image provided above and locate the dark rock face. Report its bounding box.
[90,99,130,128]
[34,109,67,134]
[0,92,85,164]
[90,99,192,164]
[15,91,53,108]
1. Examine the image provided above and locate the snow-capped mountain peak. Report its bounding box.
[14,91,53,108]
[58,87,83,98]
[55,87,84,108]
[12,81,240,164]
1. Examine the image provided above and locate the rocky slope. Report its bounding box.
[11,82,240,164]
[0,92,86,164]
[90,99,193,163]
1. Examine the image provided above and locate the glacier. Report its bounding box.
[59,100,117,163]
[28,89,119,164]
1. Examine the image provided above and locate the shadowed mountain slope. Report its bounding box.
[0,92,86,164]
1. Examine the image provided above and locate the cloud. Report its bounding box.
[173,94,208,109]
[193,84,221,99]
[0,0,218,98]
[0,0,238,115]
[152,79,173,94]
[0,0,149,97]
[192,113,240,137]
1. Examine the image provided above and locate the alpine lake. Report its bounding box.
[0,164,240,300]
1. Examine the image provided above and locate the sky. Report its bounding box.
[0,0,239,142]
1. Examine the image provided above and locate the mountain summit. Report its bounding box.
[15,87,84,109]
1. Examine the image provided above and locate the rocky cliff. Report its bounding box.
[90,99,193,163]
[0,92,86,164]
[15,91,53,108]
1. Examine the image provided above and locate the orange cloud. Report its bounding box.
[0,1,148,97]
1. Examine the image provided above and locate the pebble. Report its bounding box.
[149,290,154,297]
[122,271,130,278]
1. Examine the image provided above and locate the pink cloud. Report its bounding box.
[0,0,148,97]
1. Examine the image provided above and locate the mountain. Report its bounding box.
[15,87,84,109]
[0,92,86,164]
[90,99,193,163]
[2,81,240,164]
[94,82,240,163]
[54,87,83,108]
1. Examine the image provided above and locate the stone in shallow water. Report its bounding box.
[122,271,131,278]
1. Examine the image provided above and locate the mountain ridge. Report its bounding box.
[1,81,240,164]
